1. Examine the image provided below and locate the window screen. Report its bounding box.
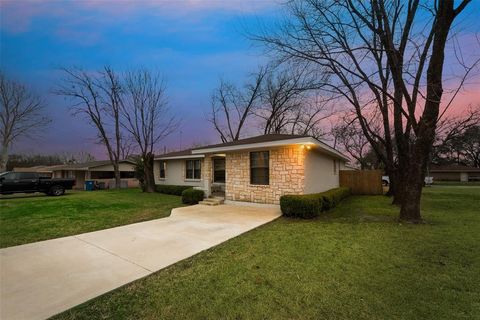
[213,158,226,183]
[250,151,269,185]
[186,160,201,179]
[159,161,166,179]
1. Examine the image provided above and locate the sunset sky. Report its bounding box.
[1,0,479,159]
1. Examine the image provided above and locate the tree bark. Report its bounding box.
[143,153,156,193]
[399,149,426,222]
[0,142,8,172]
[113,162,121,189]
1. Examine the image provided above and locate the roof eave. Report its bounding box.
[191,137,350,161]
[154,154,205,160]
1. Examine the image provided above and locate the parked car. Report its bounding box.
[0,172,75,196]
[382,175,433,186]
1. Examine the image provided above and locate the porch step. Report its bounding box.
[199,197,225,206]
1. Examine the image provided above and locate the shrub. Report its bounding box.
[280,194,322,219]
[181,188,204,205]
[156,185,193,196]
[321,187,350,210]
[280,187,350,219]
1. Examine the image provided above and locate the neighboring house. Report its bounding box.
[51,160,138,189]
[154,134,350,204]
[13,165,65,177]
[429,165,480,182]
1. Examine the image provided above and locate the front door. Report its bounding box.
[212,158,226,197]
[213,158,225,183]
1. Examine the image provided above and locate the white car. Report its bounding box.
[382,176,433,186]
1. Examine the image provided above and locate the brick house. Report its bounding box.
[154,134,350,205]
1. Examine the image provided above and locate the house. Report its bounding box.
[51,160,138,189]
[13,165,65,177]
[154,134,350,204]
[429,165,480,182]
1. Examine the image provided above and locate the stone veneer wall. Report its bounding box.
[225,146,306,204]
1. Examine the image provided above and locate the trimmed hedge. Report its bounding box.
[280,194,322,219]
[280,187,350,219]
[156,185,193,196]
[321,187,351,210]
[181,188,205,205]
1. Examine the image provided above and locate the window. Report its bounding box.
[159,161,166,179]
[17,172,38,179]
[186,159,201,180]
[90,171,115,179]
[250,151,269,185]
[0,172,16,180]
[213,158,225,183]
[120,171,135,179]
[333,160,337,175]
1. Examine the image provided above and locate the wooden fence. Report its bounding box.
[339,169,383,195]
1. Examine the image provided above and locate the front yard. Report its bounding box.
[53,186,480,320]
[0,189,182,248]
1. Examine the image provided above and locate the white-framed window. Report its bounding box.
[186,159,201,180]
[159,161,166,179]
[333,160,337,175]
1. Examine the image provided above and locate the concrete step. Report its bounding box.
[199,197,224,206]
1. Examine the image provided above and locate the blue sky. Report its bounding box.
[1,0,479,159]
[0,0,280,157]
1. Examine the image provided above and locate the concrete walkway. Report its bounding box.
[0,204,281,320]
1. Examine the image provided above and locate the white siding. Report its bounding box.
[304,149,345,194]
[154,159,204,187]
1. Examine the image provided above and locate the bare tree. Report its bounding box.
[432,105,480,166]
[59,151,96,164]
[255,0,474,222]
[209,67,267,142]
[0,72,50,172]
[122,69,178,193]
[333,118,373,169]
[56,67,124,188]
[257,66,332,137]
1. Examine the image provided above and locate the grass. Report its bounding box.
[53,186,480,320]
[433,180,480,186]
[0,189,182,248]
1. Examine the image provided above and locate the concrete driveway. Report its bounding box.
[0,204,281,320]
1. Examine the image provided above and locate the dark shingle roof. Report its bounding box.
[54,159,135,170]
[155,134,312,159]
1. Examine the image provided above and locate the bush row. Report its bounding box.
[181,188,205,205]
[280,187,350,219]
[156,184,193,196]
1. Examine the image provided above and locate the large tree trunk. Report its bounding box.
[0,142,8,172]
[399,156,424,222]
[398,0,459,222]
[391,166,406,206]
[113,163,121,189]
[143,152,156,193]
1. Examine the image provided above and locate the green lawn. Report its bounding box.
[433,180,480,186]
[53,186,480,320]
[0,189,182,248]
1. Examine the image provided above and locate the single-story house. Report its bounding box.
[154,134,350,204]
[429,165,480,182]
[13,165,65,177]
[51,160,139,189]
